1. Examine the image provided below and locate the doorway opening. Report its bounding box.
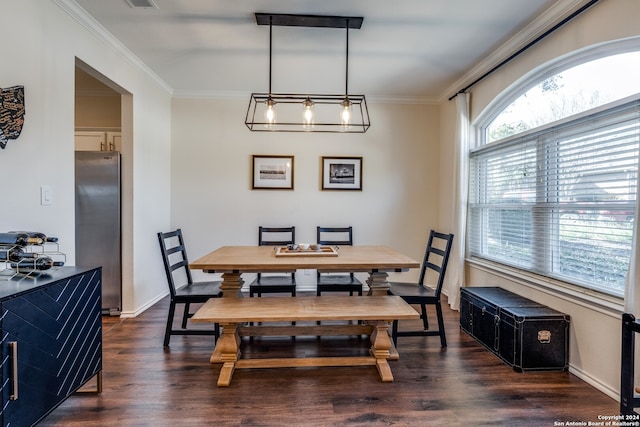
[74,58,133,316]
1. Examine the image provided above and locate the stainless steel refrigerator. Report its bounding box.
[75,151,122,315]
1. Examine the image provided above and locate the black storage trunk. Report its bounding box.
[460,286,569,372]
[498,305,569,372]
[460,287,544,352]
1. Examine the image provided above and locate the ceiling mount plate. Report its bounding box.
[255,13,363,29]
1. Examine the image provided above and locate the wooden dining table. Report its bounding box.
[189,244,420,298]
[189,245,421,385]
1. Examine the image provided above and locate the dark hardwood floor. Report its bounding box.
[39,294,618,427]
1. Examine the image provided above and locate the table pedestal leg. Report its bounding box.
[367,270,390,296]
[220,272,244,298]
[214,323,240,387]
[369,320,394,382]
[365,271,402,359]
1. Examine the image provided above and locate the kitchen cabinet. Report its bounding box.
[75,131,121,151]
[0,267,102,426]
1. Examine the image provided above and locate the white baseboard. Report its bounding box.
[119,290,169,318]
[568,364,619,402]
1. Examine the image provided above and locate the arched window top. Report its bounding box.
[486,51,640,143]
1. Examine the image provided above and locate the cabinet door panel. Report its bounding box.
[0,269,102,426]
[75,131,106,151]
[106,131,121,151]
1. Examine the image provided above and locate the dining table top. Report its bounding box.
[189,245,420,273]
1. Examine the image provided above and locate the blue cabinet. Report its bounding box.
[0,267,102,426]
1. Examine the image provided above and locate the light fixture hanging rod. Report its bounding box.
[255,13,363,29]
[345,20,349,96]
[268,15,272,95]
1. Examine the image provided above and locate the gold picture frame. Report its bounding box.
[252,155,294,190]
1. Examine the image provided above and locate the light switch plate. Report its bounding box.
[41,185,52,206]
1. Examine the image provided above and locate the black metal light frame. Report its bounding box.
[245,13,370,133]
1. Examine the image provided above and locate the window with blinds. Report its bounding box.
[469,99,640,296]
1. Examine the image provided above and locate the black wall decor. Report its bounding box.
[0,86,25,149]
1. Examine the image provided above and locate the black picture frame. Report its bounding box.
[321,156,362,191]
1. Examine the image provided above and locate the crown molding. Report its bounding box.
[172,89,438,105]
[367,95,439,105]
[55,0,590,106]
[53,0,174,95]
[172,90,248,100]
[439,0,596,102]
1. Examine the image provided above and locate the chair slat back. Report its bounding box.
[258,226,295,246]
[257,226,295,280]
[418,230,454,297]
[158,229,193,298]
[316,226,354,277]
[316,226,353,246]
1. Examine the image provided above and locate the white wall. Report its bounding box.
[0,0,172,316]
[1,0,441,315]
[438,0,640,400]
[8,0,631,403]
[171,98,441,287]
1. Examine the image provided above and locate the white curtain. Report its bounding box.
[623,118,640,403]
[446,92,470,311]
[625,120,640,314]
[625,114,640,314]
[625,215,640,314]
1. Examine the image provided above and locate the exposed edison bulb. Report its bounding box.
[264,98,276,128]
[302,98,315,129]
[340,99,352,127]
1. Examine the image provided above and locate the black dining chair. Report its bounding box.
[157,229,222,347]
[316,226,363,296]
[249,226,297,297]
[387,230,454,348]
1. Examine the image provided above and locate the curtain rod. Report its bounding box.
[448,0,600,101]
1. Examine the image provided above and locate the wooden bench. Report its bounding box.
[192,295,419,386]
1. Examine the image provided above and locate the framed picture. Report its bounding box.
[252,155,294,190]
[322,156,363,191]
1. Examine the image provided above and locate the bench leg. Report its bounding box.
[215,322,241,386]
[370,320,394,382]
[218,362,236,387]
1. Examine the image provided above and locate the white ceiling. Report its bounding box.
[71,0,579,102]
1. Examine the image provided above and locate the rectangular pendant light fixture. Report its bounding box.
[245,13,370,133]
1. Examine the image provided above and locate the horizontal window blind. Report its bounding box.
[469,99,640,296]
